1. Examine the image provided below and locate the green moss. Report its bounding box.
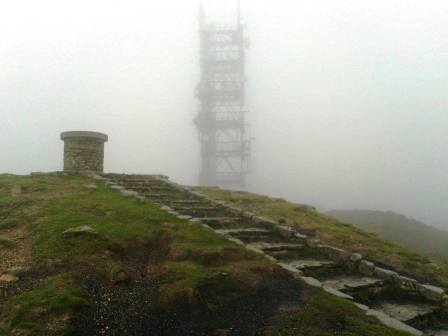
[275,290,413,336]
[7,276,87,333]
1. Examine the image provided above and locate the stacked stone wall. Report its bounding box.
[61,131,108,173]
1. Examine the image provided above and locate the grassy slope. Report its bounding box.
[198,187,448,287]
[327,209,448,257]
[0,174,413,336]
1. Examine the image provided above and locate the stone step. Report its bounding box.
[284,259,336,271]
[295,274,426,335]
[267,250,290,257]
[234,235,274,243]
[103,174,165,178]
[250,243,304,252]
[179,212,234,220]
[173,206,224,212]
[349,278,446,310]
[131,187,174,193]
[106,174,441,336]
[216,228,271,236]
[143,192,194,199]
[323,286,354,300]
[120,180,164,184]
[321,276,384,292]
[119,180,163,185]
[215,228,274,243]
[175,209,231,217]
[105,179,163,185]
[170,200,204,204]
[425,329,448,336]
[203,218,266,230]
[143,193,174,198]
[125,185,165,190]
[376,303,435,323]
[366,310,423,335]
[196,217,242,222]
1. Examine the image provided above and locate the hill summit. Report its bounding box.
[1,173,447,335]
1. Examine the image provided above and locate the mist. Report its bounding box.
[1,0,448,230]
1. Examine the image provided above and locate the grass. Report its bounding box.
[0,173,274,335]
[0,236,15,248]
[0,221,19,230]
[7,275,87,333]
[198,187,448,286]
[275,289,413,336]
[0,173,420,335]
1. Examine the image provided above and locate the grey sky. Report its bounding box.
[1,0,447,229]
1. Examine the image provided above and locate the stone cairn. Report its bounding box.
[93,173,448,336]
[61,131,108,173]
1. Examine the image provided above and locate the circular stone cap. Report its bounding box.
[60,131,108,142]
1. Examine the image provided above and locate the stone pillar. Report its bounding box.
[60,131,108,173]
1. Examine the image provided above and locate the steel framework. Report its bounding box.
[195,3,250,187]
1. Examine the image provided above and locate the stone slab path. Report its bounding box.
[100,174,448,336]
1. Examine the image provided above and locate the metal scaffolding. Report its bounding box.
[195,2,251,187]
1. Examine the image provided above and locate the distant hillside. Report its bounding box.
[327,209,448,257]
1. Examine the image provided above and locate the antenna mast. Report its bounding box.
[195,2,251,187]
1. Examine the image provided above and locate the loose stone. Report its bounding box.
[350,253,362,263]
[300,276,322,288]
[374,267,399,281]
[120,189,139,197]
[323,286,354,300]
[317,244,349,263]
[63,226,98,237]
[278,262,304,274]
[359,260,376,276]
[277,225,296,239]
[418,284,445,302]
[398,275,418,290]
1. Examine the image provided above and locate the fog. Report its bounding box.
[1,0,448,229]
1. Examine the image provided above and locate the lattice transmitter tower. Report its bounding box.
[195,2,251,188]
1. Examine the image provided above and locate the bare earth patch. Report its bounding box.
[0,221,33,276]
